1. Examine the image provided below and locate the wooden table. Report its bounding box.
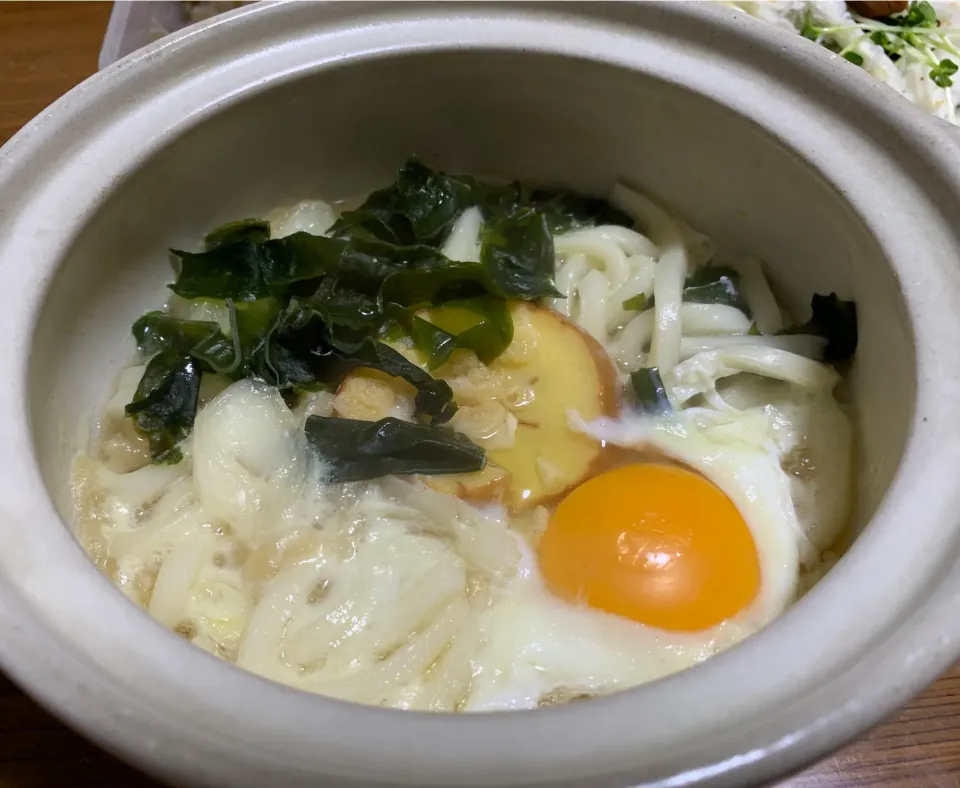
[1,2,959,786]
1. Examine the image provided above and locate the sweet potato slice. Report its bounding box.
[480,302,619,510]
[336,302,620,510]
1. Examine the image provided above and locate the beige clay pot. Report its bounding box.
[1,2,960,786]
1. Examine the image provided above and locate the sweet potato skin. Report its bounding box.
[846,1,908,19]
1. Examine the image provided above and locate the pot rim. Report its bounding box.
[2,3,960,787]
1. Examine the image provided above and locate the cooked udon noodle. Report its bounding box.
[72,179,855,711]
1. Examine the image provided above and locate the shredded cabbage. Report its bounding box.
[733,1,960,125]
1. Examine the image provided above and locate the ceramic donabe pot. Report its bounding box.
[2,3,960,787]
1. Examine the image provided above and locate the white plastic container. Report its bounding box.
[100,2,247,69]
[98,2,187,70]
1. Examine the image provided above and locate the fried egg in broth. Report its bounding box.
[465,408,806,711]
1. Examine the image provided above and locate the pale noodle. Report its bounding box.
[610,184,689,371]
[735,257,784,335]
[441,206,483,263]
[71,185,853,712]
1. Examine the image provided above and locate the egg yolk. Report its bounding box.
[537,463,760,632]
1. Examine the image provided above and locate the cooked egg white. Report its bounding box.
[464,537,715,711]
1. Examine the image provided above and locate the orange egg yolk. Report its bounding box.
[537,463,761,632]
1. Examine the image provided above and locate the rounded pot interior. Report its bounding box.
[34,48,914,528]
[5,4,960,788]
